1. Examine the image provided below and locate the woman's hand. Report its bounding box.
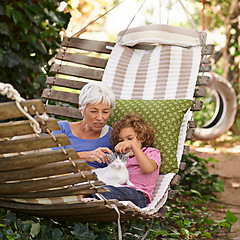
[77,147,113,164]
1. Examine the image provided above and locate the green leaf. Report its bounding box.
[201,231,213,238]
[34,40,47,54]
[225,210,238,224]
[181,228,189,238]
[11,41,20,51]
[5,213,16,225]
[22,222,32,233]
[30,223,40,238]
[156,230,168,235]
[190,189,203,198]
[220,222,231,231]
[29,34,37,43]
[0,23,11,36]
[213,179,224,192]
[5,50,20,68]
[52,228,63,240]
[11,8,23,25]
[5,4,12,18]
[74,224,96,240]
[205,218,215,225]
[24,7,42,25]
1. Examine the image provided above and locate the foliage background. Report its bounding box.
[0,0,70,100]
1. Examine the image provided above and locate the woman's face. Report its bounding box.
[82,100,111,132]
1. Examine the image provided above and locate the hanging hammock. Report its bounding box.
[0,1,214,223]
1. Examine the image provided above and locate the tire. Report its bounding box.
[194,73,237,141]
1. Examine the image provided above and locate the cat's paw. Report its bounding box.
[126,180,135,186]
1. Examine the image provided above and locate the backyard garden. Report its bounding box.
[0,0,240,239]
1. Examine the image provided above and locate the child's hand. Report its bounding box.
[114,140,133,154]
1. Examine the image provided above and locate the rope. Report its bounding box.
[71,0,127,38]
[140,217,155,240]
[178,0,198,31]
[106,203,122,240]
[178,0,207,47]
[0,82,24,102]
[117,0,147,44]
[0,82,42,134]
[201,0,205,31]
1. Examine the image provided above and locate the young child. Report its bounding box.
[95,114,161,208]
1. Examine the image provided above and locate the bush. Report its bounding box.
[0,0,70,100]
[0,154,238,239]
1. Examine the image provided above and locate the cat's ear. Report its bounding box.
[122,152,130,160]
[105,153,115,163]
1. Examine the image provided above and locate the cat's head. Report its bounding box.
[106,152,130,168]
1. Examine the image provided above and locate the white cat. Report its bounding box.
[92,152,134,187]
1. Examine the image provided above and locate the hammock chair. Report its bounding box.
[0,2,214,224]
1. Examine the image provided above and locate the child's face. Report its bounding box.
[118,127,142,157]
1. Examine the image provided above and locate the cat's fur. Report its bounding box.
[92,152,134,187]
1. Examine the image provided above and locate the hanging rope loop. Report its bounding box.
[0,82,24,102]
[0,82,43,134]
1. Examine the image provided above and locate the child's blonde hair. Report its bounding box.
[111,114,155,147]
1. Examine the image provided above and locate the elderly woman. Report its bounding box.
[52,82,115,169]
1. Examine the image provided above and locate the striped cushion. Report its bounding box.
[108,99,192,174]
[117,24,203,47]
[102,43,201,100]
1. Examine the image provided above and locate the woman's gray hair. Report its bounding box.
[79,82,115,111]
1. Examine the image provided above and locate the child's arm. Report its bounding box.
[115,141,158,174]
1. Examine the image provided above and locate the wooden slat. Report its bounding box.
[46,77,87,90]
[61,37,115,54]
[0,118,60,138]
[0,133,70,154]
[0,148,78,171]
[42,89,79,105]
[66,215,138,223]
[186,128,195,140]
[167,189,176,199]
[179,162,186,170]
[202,58,211,65]
[0,171,97,194]
[188,120,197,128]
[49,64,104,81]
[56,209,122,218]
[199,64,212,72]
[191,101,203,111]
[0,181,106,198]
[0,159,91,182]
[0,99,45,121]
[196,75,210,86]
[0,198,146,222]
[19,203,129,217]
[194,88,206,98]
[62,210,143,222]
[46,105,83,119]
[183,145,190,156]
[170,174,181,186]
[0,198,119,211]
[55,50,108,69]
[202,44,215,55]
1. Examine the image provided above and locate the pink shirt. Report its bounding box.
[124,147,161,203]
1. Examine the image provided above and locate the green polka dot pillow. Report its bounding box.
[108,99,193,174]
